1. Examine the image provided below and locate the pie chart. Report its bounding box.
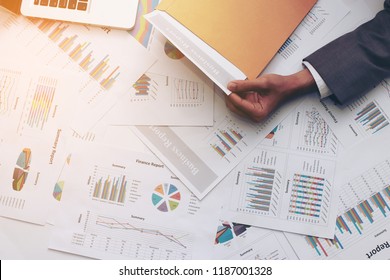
[152,183,181,212]
[12,148,31,191]
[53,181,64,201]
[164,41,184,60]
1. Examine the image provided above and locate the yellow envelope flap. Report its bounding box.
[157,0,317,79]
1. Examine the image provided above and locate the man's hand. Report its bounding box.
[226,69,317,122]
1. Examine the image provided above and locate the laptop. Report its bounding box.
[0,0,139,30]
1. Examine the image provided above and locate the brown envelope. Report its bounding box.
[157,0,317,79]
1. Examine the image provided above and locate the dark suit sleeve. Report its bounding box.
[304,0,390,103]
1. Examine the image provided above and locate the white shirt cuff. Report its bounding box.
[303,61,332,99]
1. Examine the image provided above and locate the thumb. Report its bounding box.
[227,79,265,93]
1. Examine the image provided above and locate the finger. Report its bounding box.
[225,95,248,118]
[227,93,267,122]
[228,79,267,93]
[228,93,264,113]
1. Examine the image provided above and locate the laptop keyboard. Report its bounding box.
[34,0,89,11]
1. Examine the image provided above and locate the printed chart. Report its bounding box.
[91,166,127,204]
[286,158,390,259]
[65,211,193,260]
[152,183,181,212]
[12,148,31,191]
[318,80,390,146]
[221,97,339,237]
[215,221,251,245]
[104,29,214,126]
[49,143,226,260]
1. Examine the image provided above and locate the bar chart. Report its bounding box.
[25,76,57,131]
[91,166,127,205]
[238,166,281,215]
[34,20,121,90]
[305,185,390,258]
[355,101,389,134]
[289,159,390,259]
[210,120,246,161]
[131,72,204,107]
[133,74,155,96]
[288,174,325,220]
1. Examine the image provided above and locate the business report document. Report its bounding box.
[131,88,304,199]
[220,94,340,238]
[49,141,229,260]
[285,130,390,259]
[0,63,80,224]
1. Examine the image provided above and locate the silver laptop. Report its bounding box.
[19,0,139,29]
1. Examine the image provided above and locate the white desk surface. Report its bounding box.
[0,0,385,260]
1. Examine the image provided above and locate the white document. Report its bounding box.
[220,95,340,238]
[49,141,227,260]
[285,129,390,259]
[0,11,156,135]
[103,29,214,126]
[210,219,298,260]
[0,64,80,224]
[131,87,304,199]
[318,80,390,147]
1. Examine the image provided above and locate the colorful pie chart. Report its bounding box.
[12,148,31,191]
[152,183,181,212]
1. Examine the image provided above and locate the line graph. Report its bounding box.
[71,213,193,260]
[96,215,188,249]
[70,211,192,259]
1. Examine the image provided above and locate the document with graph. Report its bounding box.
[131,87,304,199]
[317,79,390,147]
[208,218,298,260]
[220,94,340,238]
[48,141,228,260]
[0,64,81,224]
[285,129,390,259]
[0,9,156,135]
[103,29,214,126]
